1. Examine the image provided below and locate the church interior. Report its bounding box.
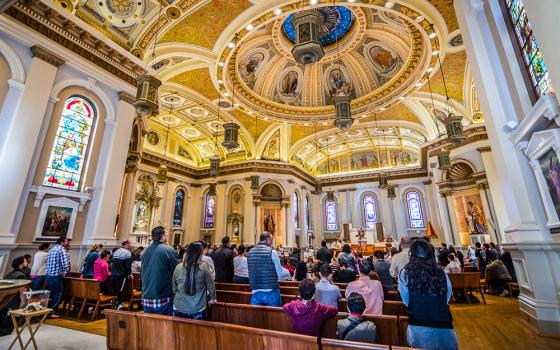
[0,0,559,349]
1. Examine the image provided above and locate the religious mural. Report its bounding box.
[41,206,73,237]
[368,44,400,78]
[278,70,300,98]
[539,149,560,219]
[315,150,418,175]
[239,51,266,89]
[261,130,281,160]
[177,145,193,160]
[453,191,487,234]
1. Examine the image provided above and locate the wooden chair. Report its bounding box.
[62,277,115,320]
[321,338,390,350]
[173,316,219,350]
[215,282,250,292]
[216,290,252,304]
[128,273,142,311]
[136,312,176,350]
[105,309,139,350]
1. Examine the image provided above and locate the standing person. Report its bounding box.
[390,236,411,280]
[316,240,332,266]
[30,243,50,290]
[45,237,70,317]
[332,262,356,283]
[337,292,377,343]
[346,261,384,315]
[248,232,283,306]
[81,244,103,279]
[93,250,112,294]
[141,226,179,315]
[314,264,341,308]
[294,261,310,281]
[199,241,215,280]
[444,254,462,274]
[399,239,458,350]
[372,250,394,291]
[474,242,487,278]
[337,244,356,272]
[447,246,464,271]
[233,245,249,284]
[213,236,234,282]
[111,240,133,310]
[172,242,216,320]
[284,279,338,336]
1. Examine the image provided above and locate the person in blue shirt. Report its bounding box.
[314,263,341,308]
[81,244,103,279]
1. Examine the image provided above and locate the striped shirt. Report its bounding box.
[45,244,69,276]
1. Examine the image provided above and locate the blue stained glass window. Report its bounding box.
[363,194,377,229]
[293,192,300,229]
[282,6,354,46]
[203,193,216,228]
[325,199,337,231]
[505,0,553,97]
[406,191,424,229]
[173,190,185,227]
[43,96,96,191]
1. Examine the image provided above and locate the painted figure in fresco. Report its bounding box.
[329,69,352,96]
[264,213,276,235]
[281,71,299,96]
[370,46,397,74]
[465,201,486,234]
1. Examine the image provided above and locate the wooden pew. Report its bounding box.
[62,277,116,320]
[174,316,219,350]
[128,272,142,311]
[136,312,176,350]
[105,309,140,350]
[321,312,400,347]
[448,272,486,304]
[398,316,410,347]
[322,338,389,350]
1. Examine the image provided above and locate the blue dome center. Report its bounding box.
[282,6,355,47]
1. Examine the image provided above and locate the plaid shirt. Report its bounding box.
[142,297,171,309]
[45,244,70,276]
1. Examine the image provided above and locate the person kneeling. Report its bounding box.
[338,292,377,343]
[283,279,338,336]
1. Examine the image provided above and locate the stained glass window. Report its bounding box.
[363,194,377,229]
[173,189,185,227]
[304,196,310,231]
[282,6,354,46]
[293,192,300,229]
[505,0,554,97]
[406,191,424,229]
[203,193,216,228]
[325,199,337,231]
[43,96,96,191]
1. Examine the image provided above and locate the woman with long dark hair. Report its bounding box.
[399,239,458,350]
[338,244,356,272]
[172,242,216,320]
[294,260,309,281]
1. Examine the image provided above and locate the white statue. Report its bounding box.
[135,201,148,230]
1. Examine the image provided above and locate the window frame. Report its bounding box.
[173,189,185,228]
[362,193,377,229]
[324,198,338,232]
[405,190,425,229]
[203,191,216,229]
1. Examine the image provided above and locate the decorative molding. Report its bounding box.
[511,95,560,144]
[33,196,80,241]
[477,146,491,153]
[118,91,135,105]
[30,186,92,212]
[31,45,65,67]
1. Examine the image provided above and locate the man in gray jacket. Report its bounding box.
[337,292,377,343]
[141,226,178,315]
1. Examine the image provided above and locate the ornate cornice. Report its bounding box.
[31,45,65,67]
[477,146,491,153]
[118,91,135,105]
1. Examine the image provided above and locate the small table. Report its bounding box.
[8,308,52,350]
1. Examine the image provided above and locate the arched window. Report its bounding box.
[505,0,553,98]
[203,192,216,228]
[304,196,310,231]
[43,96,96,191]
[293,192,300,229]
[325,199,338,231]
[406,191,424,229]
[363,194,377,228]
[173,189,185,227]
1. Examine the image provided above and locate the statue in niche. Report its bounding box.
[135,201,148,231]
[263,213,276,235]
[465,201,486,234]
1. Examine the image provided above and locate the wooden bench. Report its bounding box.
[448,272,486,304]
[106,310,416,350]
[62,277,116,320]
[128,273,142,311]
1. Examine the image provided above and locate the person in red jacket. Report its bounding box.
[283,279,338,336]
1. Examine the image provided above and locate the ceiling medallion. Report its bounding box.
[290,9,324,65]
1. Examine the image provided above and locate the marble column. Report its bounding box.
[243,179,254,245]
[185,185,202,243]
[439,191,456,245]
[84,92,136,245]
[478,147,507,242]
[214,181,227,244]
[348,189,358,229]
[379,188,392,239]
[476,180,499,243]
[0,46,63,243]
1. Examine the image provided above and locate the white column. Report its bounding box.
[243,179,254,245]
[387,196,397,240]
[339,190,348,224]
[348,189,358,229]
[0,79,25,157]
[437,191,455,245]
[185,185,202,243]
[443,191,460,246]
[392,187,407,236]
[477,181,499,243]
[84,94,135,245]
[214,182,227,244]
[478,148,507,242]
[379,188,392,237]
[0,46,63,243]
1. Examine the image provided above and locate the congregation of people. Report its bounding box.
[0,228,516,350]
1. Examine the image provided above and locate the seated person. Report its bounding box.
[332,262,356,283]
[5,256,30,280]
[1,257,30,336]
[485,257,512,296]
[372,250,394,292]
[338,292,377,343]
[444,254,462,274]
[345,262,384,315]
[278,266,292,281]
[314,264,341,308]
[283,279,338,336]
[293,261,310,281]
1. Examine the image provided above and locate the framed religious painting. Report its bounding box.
[34,197,79,241]
[525,129,560,233]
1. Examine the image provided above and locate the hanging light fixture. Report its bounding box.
[387,185,397,199]
[332,19,353,130]
[326,191,335,202]
[208,183,217,196]
[433,26,465,145]
[291,8,324,64]
[222,34,241,150]
[436,148,452,170]
[134,5,163,120]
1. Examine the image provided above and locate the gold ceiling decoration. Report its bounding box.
[168,67,220,101]
[419,50,467,102]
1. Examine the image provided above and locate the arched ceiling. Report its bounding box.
[51,0,481,177]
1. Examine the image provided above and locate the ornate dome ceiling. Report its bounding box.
[222,4,432,123]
